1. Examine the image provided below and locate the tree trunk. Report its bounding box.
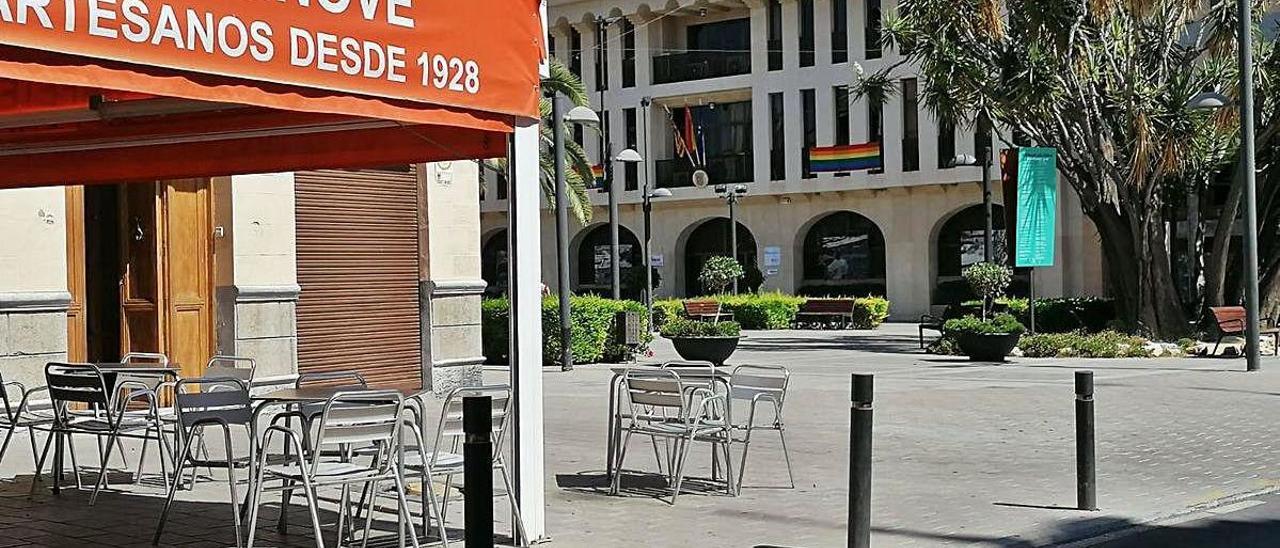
[1088,206,1191,338]
[1204,176,1243,307]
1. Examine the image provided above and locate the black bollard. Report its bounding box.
[1075,371,1097,511]
[848,374,874,548]
[464,395,495,548]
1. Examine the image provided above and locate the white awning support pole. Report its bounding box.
[508,116,547,542]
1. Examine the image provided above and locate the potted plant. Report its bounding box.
[945,313,1027,361]
[660,317,742,366]
[698,256,744,295]
[963,261,1013,319]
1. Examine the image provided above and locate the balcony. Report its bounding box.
[652,51,751,85]
[656,153,753,189]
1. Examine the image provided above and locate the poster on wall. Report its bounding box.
[818,235,869,279]
[593,245,634,285]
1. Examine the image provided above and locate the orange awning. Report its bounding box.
[0,0,544,187]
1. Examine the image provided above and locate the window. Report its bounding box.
[596,22,609,91]
[832,0,848,63]
[834,85,851,177]
[569,28,582,76]
[573,125,585,150]
[974,112,993,161]
[770,92,786,181]
[799,0,815,67]
[624,108,638,191]
[548,34,556,60]
[938,119,956,169]
[868,97,884,174]
[656,102,754,189]
[622,19,636,88]
[865,0,882,59]
[901,78,919,172]
[801,89,817,179]
[767,0,783,71]
[801,212,887,296]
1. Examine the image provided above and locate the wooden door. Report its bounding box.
[160,179,214,380]
[119,183,164,359]
[66,187,87,363]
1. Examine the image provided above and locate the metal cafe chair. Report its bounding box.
[153,377,256,548]
[728,365,795,491]
[612,368,734,505]
[0,370,58,477]
[205,356,258,385]
[395,385,527,547]
[42,362,172,505]
[118,352,179,478]
[246,390,422,548]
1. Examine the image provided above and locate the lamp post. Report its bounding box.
[1188,69,1261,372]
[553,102,599,372]
[952,152,994,262]
[615,148,644,301]
[715,184,750,294]
[644,187,673,326]
[596,16,624,300]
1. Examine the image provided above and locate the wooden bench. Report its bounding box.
[794,299,857,329]
[1209,306,1280,356]
[683,300,733,323]
[918,304,951,348]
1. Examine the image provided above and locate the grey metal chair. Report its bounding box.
[43,362,172,505]
[205,356,258,384]
[729,365,795,491]
[397,385,526,547]
[0,370,55,475]
[246,390,422,548]
[153,377,256,547]
[612,368,734,505]
[118,352,178,478]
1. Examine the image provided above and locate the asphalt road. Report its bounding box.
[1090,493,1280,547]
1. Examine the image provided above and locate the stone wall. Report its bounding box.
[0,187,70,389]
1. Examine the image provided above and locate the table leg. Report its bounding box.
[605,374,620,480]
[276,409,294,534]
[52,430,62,495]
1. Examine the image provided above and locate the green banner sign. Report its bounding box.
[1014,147,1058,267]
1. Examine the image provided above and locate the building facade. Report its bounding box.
[479,0,1106,319]
[0,165,486,392]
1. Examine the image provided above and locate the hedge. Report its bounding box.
[1019,331,1153,358]
[653,293,891,330]
[482,295,651,366]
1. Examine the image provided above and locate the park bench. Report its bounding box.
[1209,306,1280,356]
[794,299,857,329]
[918,304,951,348]
[684,299,733,323]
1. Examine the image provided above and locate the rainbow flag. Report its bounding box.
[807,143,882,173]
[590,164,605,188]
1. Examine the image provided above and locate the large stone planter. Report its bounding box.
[956,332,1021,362]
[667,336,741,366]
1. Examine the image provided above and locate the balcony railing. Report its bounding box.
[656,153,754,189]
[652,51,751,84]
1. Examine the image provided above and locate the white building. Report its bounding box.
[480,0,1106,319]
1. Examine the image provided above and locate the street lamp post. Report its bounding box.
[616,148,644,300]
[1235,0,1261,372]
[644,187,673,326]
[553,103,600,372]
[951,152,994,263]
[716,184,750,294]
[596,16,624,300]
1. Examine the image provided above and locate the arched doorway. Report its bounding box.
[683,218,759,296]
[933,204,1028,303]
[799,211,886,297]
[481,229,508,297]
[574,224,643,300]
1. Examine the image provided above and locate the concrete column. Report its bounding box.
[850,0,866,61]
[813,0,833,66]
[216,173,300,381]
[419,161,487,392]
[785,90,804,181]
[549,26,569,65]
[574,22,601,162]
[780,0,799,70]
[919,110,941,173]
[606,19,624,93]
[746,0,769,74]
[629,13,653,88]
[0,187,70,390]
[814,85,836,182]
[751,86,773,184]
[881,86,903,175]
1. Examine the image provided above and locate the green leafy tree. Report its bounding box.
[853,0,1268,337]
[964,262,1013,319]
[698,256,745,295]
[488,58,595,224]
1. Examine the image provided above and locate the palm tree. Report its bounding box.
[488,58,596,224]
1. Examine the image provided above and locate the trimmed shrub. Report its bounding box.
[1019,331,1153,358]
[998,297,1118,333]
[698,256,744,295]
[481,295,651,366]
[717,292,805,330]
[943,313,1026,336]
[850,296,891,329]
[660,317,742,338]
[653,298,684,329]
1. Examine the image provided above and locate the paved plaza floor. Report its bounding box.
[0,324,1275,547]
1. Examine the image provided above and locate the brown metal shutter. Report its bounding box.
[295,168,422,388]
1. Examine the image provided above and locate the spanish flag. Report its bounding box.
[807,143,882,173]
